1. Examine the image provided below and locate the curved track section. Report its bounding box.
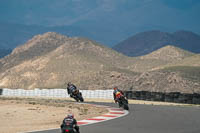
[25,103,129,133]
[76,104,129,126]
[28,103,200,133]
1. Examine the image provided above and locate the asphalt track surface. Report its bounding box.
[29,102,200,133]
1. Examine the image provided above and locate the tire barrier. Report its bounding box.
[0,89,2,95]
[124,91,200,104]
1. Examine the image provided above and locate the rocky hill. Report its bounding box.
[0,32,137,90]
[130,68,200,94]
[0,32,199,94]
[131,51,200,94]
[175,54,200,67]
[125,45,194,72]
[113,30,200,56]
[140,45,194,62]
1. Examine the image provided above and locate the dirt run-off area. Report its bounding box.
[0,97,108,133]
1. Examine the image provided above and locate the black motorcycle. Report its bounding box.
[116,93,129,110]
[61,125,77,133]
[71,89,84,102]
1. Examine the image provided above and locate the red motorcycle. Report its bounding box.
[116,92,129,110]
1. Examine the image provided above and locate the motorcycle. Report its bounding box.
[62,127,77,133]
[71,89,84,102]
[116,92,129,110]
[61,124,78,133]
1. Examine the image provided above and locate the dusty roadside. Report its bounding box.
[0,97,108,133]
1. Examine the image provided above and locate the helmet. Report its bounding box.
[67,82,72,86]
[113,86,118,90]
[67,114,74,119]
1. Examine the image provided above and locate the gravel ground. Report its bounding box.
[0,97,107,133]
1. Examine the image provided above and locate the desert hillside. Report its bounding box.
[0,32,199,93]
[0,32,137,90]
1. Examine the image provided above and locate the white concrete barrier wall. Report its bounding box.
[1,88,113,99]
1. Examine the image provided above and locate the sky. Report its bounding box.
[0,0,200,46]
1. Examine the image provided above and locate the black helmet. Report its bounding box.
[67,82,71,86]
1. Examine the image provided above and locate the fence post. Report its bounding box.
[124,91,133,99]
[165,93,174,103]
[192,93,200,104]
[145,91,151,101]
[0,89,2,95]
[140,91,147,100]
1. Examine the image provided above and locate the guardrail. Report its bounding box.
[124,91,200,104]
[0,88,199,104]
[0,88,113,99]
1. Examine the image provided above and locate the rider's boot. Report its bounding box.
[75,126,80,133]
[118,102,122,107]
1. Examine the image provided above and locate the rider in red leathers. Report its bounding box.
[113,87,125,107]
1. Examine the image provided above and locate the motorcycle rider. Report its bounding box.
[60,114,80,133]
[113,87,126,107]
[67,82,77,98]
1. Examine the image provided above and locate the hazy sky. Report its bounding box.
[0,0,200,46]
[1,0,199,25]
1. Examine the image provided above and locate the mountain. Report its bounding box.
[128,47,200,94]
[160,54,200,69]
[0,32,137,89]
[130,66,200,94]
[128,45,195,72]
[140,45,194,61]
[113,30,200,56]
[173,31,200,53]
[1,0,200,46]
[176,54,200,66]
[0,32,199,94]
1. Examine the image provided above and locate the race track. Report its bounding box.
[28,102,200,133]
